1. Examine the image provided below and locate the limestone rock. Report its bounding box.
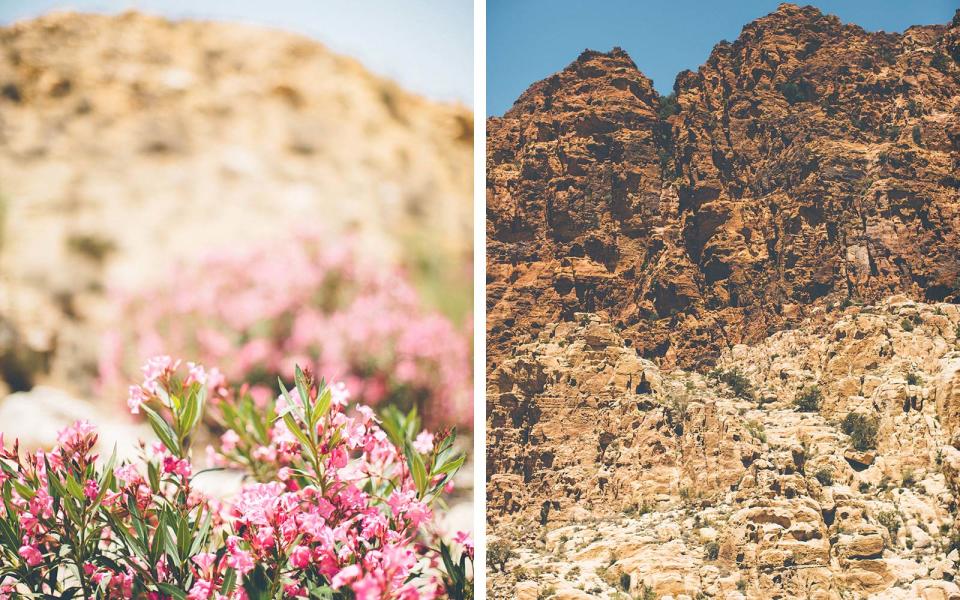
[487,301,960,599]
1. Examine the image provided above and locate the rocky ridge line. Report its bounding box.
[487,3,960,370]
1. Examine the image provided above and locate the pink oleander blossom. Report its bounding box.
[0,358,470,598]
[98,232,472,427]
[18,544,42,567]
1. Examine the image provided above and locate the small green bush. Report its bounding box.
[842,412,879,451]
[489,540,515,572]
[710,368,755,401]
[624,501,652,517]
[658,93,679,120]
[906,372,922,386]
[745,420,767,444]
[901,468,916,488]
[705,540,720,561]
[537,584,556,600]
[877,510,900,538]
[795,385,821,412]
[946,528,960,554]
[931,52,950,73]
[878,45,897,64]
[778,79,815,104]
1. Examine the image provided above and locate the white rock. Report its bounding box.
[698,527,718,542]
[0,386,149,459]
[910,525,933,549]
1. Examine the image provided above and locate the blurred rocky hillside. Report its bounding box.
[0,11,473,408]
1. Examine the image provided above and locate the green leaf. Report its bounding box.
[0,513,19,548]
[436,428,457,455]
[405,406,421,438]
[178,386,203,441]
[403,440,429,498]
[0,459,16,477]
[440,542,459,584]
[64,473,85,501]
[379,405,406,447]
[282,411,312,450]
[155,384,171,408]
[191,467,226,478]
[249,399,271,445]
[189,510,213,556]
[163,523,181,565]
[308,584,334,599]
[147,460,160,490]
[434,453,466,477]
[294,365,311,409]
[314,387,332,426]
[157,583,188,600]
[100,446,118,485]
[12,478,36,502]
[277,378,304,421]
[221,568,237,594]
[142,405,180,455]
[150,515,166,561]
[105,511,147,560]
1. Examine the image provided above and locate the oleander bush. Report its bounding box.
[99,233,472,428]
[0,359,472,599]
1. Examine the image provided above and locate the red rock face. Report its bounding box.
[487,4,960,371]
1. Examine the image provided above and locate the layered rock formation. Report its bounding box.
[0,11,472,397]
[488,4,960,599]
[487,3,960,370]
[488,298,960,599]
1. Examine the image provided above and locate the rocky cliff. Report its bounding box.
[488,298,960,599]
[487,3,960,370]
[0,11,472,398]
[488,4,960,599]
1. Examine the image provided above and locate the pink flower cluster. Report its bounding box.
[99,232,472,427]
[0,359,472,599]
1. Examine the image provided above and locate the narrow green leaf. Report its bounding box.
[314,387,332,423]
[189,510,213,556]
[282,411,311,449]
[147,460,160,490]
[64,473,85,501]
[434,453,466,477]
[142,405,179,455]
[163,523,181,565]
[294,365,311,409]
[403,440,429,497]
[157,583,188,600]
[221,568,237,594]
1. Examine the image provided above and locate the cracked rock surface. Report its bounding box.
[488,299,960,599]
[487,3,960,371]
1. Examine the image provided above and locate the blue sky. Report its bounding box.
[488,0,958,115]
[0,0,473,106]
